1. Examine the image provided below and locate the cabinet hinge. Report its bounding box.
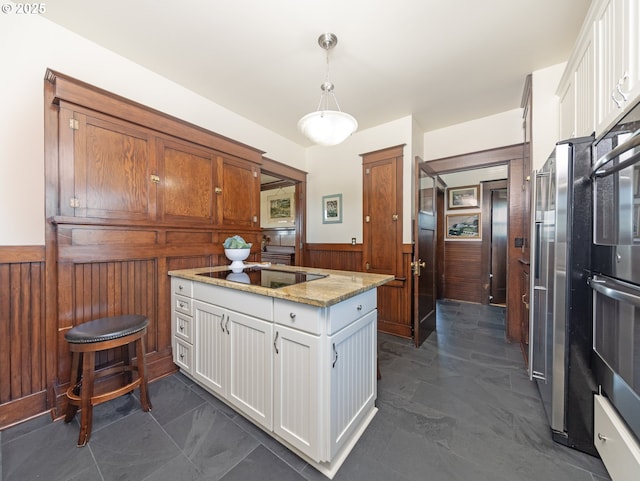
[69,119,79,130]
[365,168,370,175]
[253,170,258,178]
[69,196,80,208]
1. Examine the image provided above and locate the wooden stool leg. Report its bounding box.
[77,351,95,447]
[136,334,152,411]
[65,351,81,423]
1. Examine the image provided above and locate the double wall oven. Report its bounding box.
[590,99,640,443]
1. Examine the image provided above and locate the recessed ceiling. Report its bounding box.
[42,0,591,146]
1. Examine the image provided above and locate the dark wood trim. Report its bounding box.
[261,157,307,183]
[45,69,264,164]
[426,143,523,173]
[426,143,525,343]
[0,246,45,263]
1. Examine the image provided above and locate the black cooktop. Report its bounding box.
[197,266,327,289]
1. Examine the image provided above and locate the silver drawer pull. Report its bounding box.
[273,331,279,354]
[597,433,608,442]
[179,325,184,331]
[332,343,338,368]
[220,314,225,332]
[178,285,183,290]
[289,312,296,320]
[356,304,362,311]
[179,353,184,359]
[178,301,186,308]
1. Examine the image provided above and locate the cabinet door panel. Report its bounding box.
[363,157,398,275]
[159,139,215,224]
[194,300,227,397]
[228,311,273,429]
[273,325,320,461]
[73,112,155,220]
[217,156,259,227]
[329,311,376,459]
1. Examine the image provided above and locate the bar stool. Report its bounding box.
[64,314,152,446]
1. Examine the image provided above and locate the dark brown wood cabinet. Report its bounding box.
[362,145,412,338]
[59,105,157,221]
[44,69,264,418]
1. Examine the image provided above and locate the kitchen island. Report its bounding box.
[168,264,393,478]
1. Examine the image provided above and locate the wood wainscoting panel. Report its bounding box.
[306,243,412,338]
[443,241,483,303]
[56,258,159,386]
[305,243,363,272]
[0,247,47,428]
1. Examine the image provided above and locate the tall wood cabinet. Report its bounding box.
[361,145,411,338]
[44,69,264,415]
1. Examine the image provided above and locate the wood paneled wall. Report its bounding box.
[306,243,413,338]
[443,241,483,303]
[0,247,47,428]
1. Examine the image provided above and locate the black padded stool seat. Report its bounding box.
[64,314,152,446]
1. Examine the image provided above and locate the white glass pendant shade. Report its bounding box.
[298,110,358,146]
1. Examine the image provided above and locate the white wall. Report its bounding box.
[0,13,304,245]
[306,116,414,244]
[531,62,566,170]
[423,109,524,161]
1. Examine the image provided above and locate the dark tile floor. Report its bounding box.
[1,300,611,481]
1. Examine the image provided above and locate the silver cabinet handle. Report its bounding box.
[356,304,362,311]
[178,301,186,308]
[332,343,338,368]
[220,314,225,332]
[597,433,608,442]
[178,284,183,291]
[225,316,230,334]
[289,312,296,320]
[273,331,279,354]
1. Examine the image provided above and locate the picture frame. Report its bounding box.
[447,185,480,209]
[445,212,481,240]
[322,193,343,224]
[267,192,295,224]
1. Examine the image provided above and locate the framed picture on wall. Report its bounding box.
[447,185,479,209]
[322,193,342,224]
[445,212,481,239]
[267,192,295,224]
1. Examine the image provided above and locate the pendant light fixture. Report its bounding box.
[298,33,358,146]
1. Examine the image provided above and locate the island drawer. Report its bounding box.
[174,294,193,316]
[174,339,192,373]
[172,278,193,297]
[175,312,192,342]
[327,289,376,334]
[274,299,323,335]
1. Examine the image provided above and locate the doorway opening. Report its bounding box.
[260,158,307,266]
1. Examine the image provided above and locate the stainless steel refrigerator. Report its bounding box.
[529,135,597,456]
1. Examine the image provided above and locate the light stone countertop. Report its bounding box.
[169,264,395,307]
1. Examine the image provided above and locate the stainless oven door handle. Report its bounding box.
[591,128,640,178]
[588,275,640,307]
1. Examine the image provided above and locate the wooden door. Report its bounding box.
[158,138,215,225]
[413,160,437,346]
[62,106,157,221]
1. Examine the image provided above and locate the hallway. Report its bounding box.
[1,300,609,480]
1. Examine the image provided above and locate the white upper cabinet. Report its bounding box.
[595,0,640,133]
[558,0,640,138]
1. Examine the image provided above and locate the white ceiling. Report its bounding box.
[42,0,592,146]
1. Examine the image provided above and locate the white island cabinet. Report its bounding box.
[169,266,393,479]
